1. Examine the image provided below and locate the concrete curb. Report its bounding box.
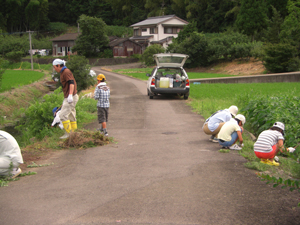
[190,71,300,84]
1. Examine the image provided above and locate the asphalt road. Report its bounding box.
[0,67,299,225]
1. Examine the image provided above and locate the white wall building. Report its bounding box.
[130,15,189,49]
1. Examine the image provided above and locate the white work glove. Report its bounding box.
[274,156,279,162]
[67,94,73,103]
[287,147,295,153]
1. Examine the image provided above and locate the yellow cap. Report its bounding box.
[97,74,106,81]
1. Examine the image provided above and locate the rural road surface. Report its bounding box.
[0,65,299,224]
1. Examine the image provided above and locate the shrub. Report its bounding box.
[142,44,165,66]
[262,43,298,73]
[98,48,113,58]
[47,22,68,35]
[16,87,97,146]
[5,51,24,63]
[206,32,253,63]
[106,25,133,37]
[170,32,209,68]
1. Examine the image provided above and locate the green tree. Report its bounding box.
[265,0,288,18]
[169,32,209,67]
[262,6,283,44]
[5,0,26,32]
[280,0,300,46]
[175,21,198,43]
[145,0,173,17]
[206,32,252,63]
[72,15,109,57]
[186,0,235,32]
[107,0,147,26]
[142,44,165,66]
[235,0,268,41]
[66,55,95,93]
[0,34,28,57]
[171,0,187,20]
[5,51,24,63]
[263,43,298,73]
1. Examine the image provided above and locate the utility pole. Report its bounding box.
[27,30,34,70]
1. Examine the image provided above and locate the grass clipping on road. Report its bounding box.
[21,129,111,166]
[61,130,110,148]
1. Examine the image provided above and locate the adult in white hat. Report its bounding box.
[202,105,238,142]
[0,130,23,178]
[53,59,79,139]
[254,122,295,166]
[217,114,246,150]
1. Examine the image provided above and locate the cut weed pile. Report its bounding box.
[61,130,110,148]
[20,129,111,167]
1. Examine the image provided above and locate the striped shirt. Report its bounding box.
[254,130,284,153]
[94,83,110,108]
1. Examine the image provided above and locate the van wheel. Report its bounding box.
[149,95,153,99]
[184,94,189,100]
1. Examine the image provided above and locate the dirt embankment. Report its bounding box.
[185,58,265,75]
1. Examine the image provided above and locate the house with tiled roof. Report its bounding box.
[51,33,143,58]
[109,38,143,57]
[130,15,188,48]
[50,33,80,56]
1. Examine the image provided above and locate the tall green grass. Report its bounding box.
[189,82,300,118]
[0,70,45,93]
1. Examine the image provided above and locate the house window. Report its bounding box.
[150,28,157,34]
[134,29,140,36]
[142,28,147,32]
[164,27,180,34]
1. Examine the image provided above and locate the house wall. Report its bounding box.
[158,18,187,41]
[113,40,142,57]
[135,18,187,47]
[52,41,75,56]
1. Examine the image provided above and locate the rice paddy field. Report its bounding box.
[0,70,45,93]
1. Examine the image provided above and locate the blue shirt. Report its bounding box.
[207,110,232,132]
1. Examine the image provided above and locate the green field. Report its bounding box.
[189,82,300,118]
[113,68,235,80]
[0,70,45,93]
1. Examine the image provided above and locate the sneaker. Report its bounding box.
[11,168,22,179]
[260,159,279,166]
[221,146,229,149]
[209,135,219,143]
[229,144,242,150]
[104,132,108,136]
[59,132,70,139]
[212,137,219,143]
[97,128,104,133]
